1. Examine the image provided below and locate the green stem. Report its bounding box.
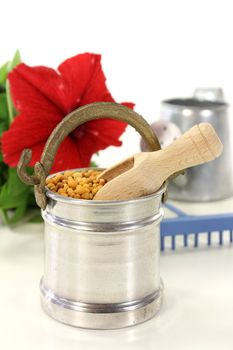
[6,80,14,125]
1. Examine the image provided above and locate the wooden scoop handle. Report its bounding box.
[94,123,223,201]
[151,122,223,179]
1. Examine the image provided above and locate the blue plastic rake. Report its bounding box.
[160,203,233,251]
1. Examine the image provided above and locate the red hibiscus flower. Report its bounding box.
[2,53,134,173]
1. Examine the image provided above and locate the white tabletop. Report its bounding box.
[1,199,233,350]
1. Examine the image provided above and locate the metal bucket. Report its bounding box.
[40,171,165,329]
[17,102,168,329]
[161,88,233,201]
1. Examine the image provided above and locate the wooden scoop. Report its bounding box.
[94,123,223,200]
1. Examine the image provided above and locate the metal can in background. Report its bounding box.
[161,88,233,201]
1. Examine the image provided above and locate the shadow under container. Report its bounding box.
[40,176,166,329]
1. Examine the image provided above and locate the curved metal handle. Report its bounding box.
[17,102,161,209]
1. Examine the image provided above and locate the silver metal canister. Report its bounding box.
[17,103,167,329]
[161,88,233,201]
[40,174,165,329]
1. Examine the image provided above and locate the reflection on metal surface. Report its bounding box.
[40,171,166,329]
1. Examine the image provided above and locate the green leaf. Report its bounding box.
[0,162,8,186]
[0,208,7,224]
[0,167,36,224]
[8,168,29,196]
[0,62,8,84]
[0,93,9,132]
[0,167,41,224]
[0,185,28,209]
[90,160,98,167]
[0,168,29,209]
[7,50,21,73]
[6,201,28,224]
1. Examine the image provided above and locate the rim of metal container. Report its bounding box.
[162,98,228,110]
[45,168,167,206]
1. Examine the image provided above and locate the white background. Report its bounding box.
[2,0,233,165]
[2,3,233,348]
